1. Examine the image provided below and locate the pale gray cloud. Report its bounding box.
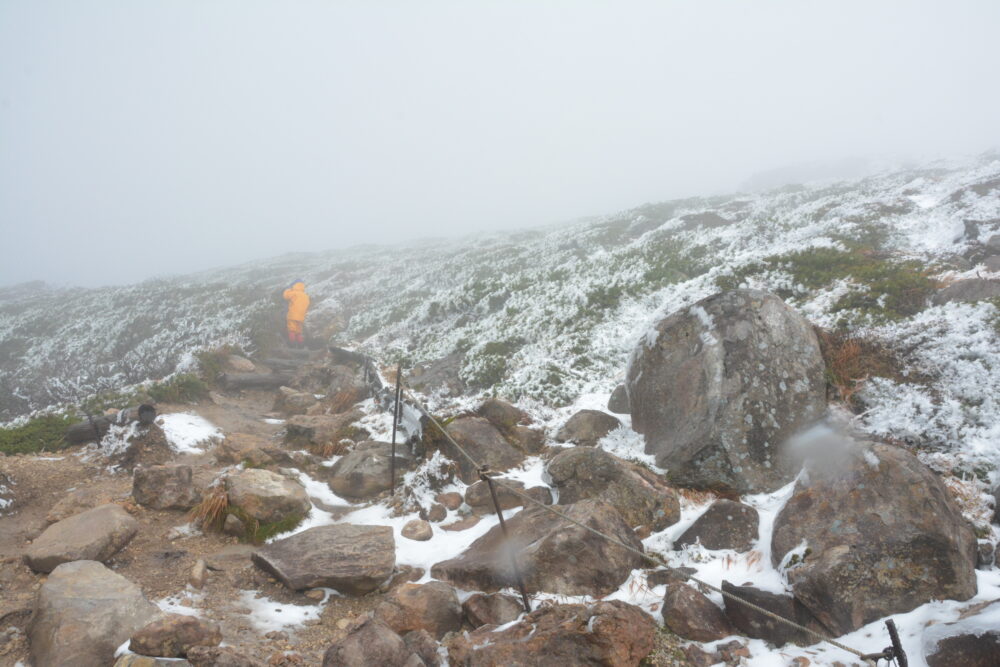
[2,0,999,286]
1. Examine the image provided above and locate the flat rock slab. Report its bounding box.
[432,499,644,597]
[26,503,139,573]
[29,560,161,667]
[252,524,395,594]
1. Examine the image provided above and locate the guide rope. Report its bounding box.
[397,383,879,664]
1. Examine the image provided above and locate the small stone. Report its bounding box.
[228,355,256,372]
[427,504,447,523]
[129,613,222,658]
[224,513,246,536]
[189,559,207,589]
[435,492,463,510]
[304,589,326,600]
[401,519,433,541]
[440,515,481,532]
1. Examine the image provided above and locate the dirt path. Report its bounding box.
[0,378,387,666]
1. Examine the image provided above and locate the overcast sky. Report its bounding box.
[1,1,999,287]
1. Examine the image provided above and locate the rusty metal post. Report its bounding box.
[390,364,402,491]
[482,471,532,613]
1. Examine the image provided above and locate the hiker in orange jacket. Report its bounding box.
[283,279,310,347]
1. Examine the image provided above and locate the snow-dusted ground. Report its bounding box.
[157,413,225,454]
[7,155,1000,663]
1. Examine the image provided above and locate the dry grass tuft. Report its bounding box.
[328,388,366,413]
[188,486,229,531]
[817,328,905,409]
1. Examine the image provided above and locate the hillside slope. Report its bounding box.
[3,155,1000,477]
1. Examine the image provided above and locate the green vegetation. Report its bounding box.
[717,246,937,324]
[195,345,241,385]
[462,339,525,389]
[146,373,209,404]
[0,414,76,455]
[228,506,306,544]
[79,388,144,415]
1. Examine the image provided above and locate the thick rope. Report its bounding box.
[400,385,874,663]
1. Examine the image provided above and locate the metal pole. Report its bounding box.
[390,364,402,491]
[482,472,532,613]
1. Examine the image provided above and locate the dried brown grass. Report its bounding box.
[816,328,904,409]
[188,486,229,531]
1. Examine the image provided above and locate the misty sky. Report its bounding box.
[2,1,999,287]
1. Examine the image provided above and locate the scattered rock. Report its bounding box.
[374,581,463,639]
[924,601,1000,666]
[285,409,369,451]
[322,616,421,667]
[114,655,193,666]
[661,581,734,642]
[215,433,292,467]
[186,645,265,667]
[462,592,525,628]
[446,601,655,666]
[547,447,680,531]
[409,352,466,397]
[327,441,413,499]
[933,278,1000,305]
[426,503,447,522]
[401,519,433,541]
[25,503,139,573]
[435,492,463,510]
[675,499,759,552]
[508,425,546,453]
[45,486,114,523]
[223,513,246,536]
[646,566,697,588]
[403,629,442,667]
[721,581,828,647]
[977,541,995,570]
[274,386,319,415]
[441,515,481,532]
[443,416,525,483]
[225,468,311,526]
[252,524,395,594]
[189,558,207,589]
[464,478,552,513]
[607,384,630,414]
[227,355,256,372]
[555,409,621,446]
[133,465,202,511]
[433,500,644,596]
[926,632,1000,667]
[476,398,529,432]
[626,289,826,493]
[772,440,977,635]
[130,613,222,658]
[29,560,161,667]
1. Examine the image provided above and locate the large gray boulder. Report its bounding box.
[29,560,161,667]
[626,289,826,493]
[432,499,644,597]
[442,416,525,483]
[252,524,395,594]
[328,441,413,499]
[932,278,1000,305]
[772,440,978,635]
[225,468,311,526]
[132,465,202,511]
[547,447,680,532]
[25,503,139,573]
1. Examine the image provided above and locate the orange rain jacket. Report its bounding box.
[283,282,310,323]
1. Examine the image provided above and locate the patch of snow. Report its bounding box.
[157,413,224,454]
[156,590,203,617]
[263,418,285,425]
[238,589,327,633]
